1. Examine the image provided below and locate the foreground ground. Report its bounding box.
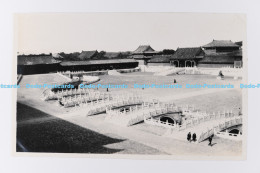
[16,72,243,157]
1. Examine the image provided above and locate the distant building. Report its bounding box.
[78,50,98,60]
[147,55,172,66]
[52,53,64,60]
[169,47,204,67]
[18,55,138,75]
[104,52,120,59]
[17,54,61,75]
[59,59,138,71]
[17,40,243,75]
[131,45,159,65]
[198,40,243,68]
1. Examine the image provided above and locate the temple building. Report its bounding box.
[130,45,159,65]
[169,47,204,67]
[17,54,61,75]
[198,40,243,68]
[59,59,138,71]
[18,54,138,75]
[17,40,243,75]
[169,40,243,68]
[78,50,98,60]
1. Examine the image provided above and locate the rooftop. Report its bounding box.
[132,45,155,54]
[60,59,137,66]
[148,55,172,63]
[198,56,236,64]
[18,55,61,65]
[202,40,240,48]
[104,52,121,59]
[170,47,204,60]
[78,50,98,60]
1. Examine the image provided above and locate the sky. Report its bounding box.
[16,13,246,54]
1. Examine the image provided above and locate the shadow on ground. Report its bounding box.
[16,102,124,153]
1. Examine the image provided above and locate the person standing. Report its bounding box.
[208,136,212,146]
[187,132,191,142]
[208,135,214,146]
[192,133,197,142]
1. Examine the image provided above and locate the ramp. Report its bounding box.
[108,70,121,76]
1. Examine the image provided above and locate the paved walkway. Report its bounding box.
[164,117,239,142]
[63,115,242,156]
[17,74,242,157]
[153,88,240,102]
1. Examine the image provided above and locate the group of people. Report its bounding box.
[187,132,214,146]
[187,132,197,142]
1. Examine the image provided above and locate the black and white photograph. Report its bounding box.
[3,1,260,173]
[14,13,247,159]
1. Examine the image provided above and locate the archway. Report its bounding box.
[191,61,196,67]
[229,129,240,134]
[119,107,130,113]
[185,60,192,67]
[172,60,179,67]
[160,117,175,124]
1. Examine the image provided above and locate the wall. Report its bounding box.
[18,62,139,75]
[197,63,234,68]
[136,59,145,65]
[17,63,60,75]
[147,63,171,66]
[60,63,138,72]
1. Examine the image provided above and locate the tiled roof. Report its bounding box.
[104,52,120,58]
[202,40,240,48]
[235,41,243,47]
[170,47,204,60]
[60,59,137,66]
[198,56,235,63]
[204,49,242,56]
[148,55,172,63]
[52,53,64,60]
[132,55,151,59]
[78,50,98,60]
[18,55,61,65]
[132,45,155,54]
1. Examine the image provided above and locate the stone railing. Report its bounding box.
[117,67,141,73]
[197,116,242,143]
[60,92,111,108]
[215,129,243,141]
[42,88,100,101]
[144,117,175,129]
[57,70,108,76]
[179,110,236,131]
[184,67,204,75]
[163,110,239,134]
[106,103,181,127]
[84,95,144,116]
